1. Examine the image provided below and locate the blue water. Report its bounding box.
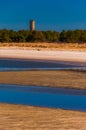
[0,58,86,69]
[0,58,86,71]
[0,58,86,111]
[0,84,86,112]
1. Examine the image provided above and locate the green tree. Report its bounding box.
[79,30,86,43]
[60,30,67,42]
[0,29,11,42]
[8,30,17,42]
[44,31,59,42]
[27,31,45,42]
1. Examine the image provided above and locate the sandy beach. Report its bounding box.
[0,47,86,130]
[0,48,86,63]
[0,103,86,130]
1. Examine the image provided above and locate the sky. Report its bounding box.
[0,0,86,31]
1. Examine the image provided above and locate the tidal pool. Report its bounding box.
[0,84,86,112]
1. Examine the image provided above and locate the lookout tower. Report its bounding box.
[30,20,35,31]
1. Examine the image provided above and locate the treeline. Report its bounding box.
[0,29,86,43]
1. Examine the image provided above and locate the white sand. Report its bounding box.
[0,48,86,62]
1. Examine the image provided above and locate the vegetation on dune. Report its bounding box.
[0,29,86,43]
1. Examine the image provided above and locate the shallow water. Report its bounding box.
[0,58,86,69]
[0,84,86,111]
[0,58,86,111]
[0,58,86,71]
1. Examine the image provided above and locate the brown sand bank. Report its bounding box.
[0,103,86,130]
[0,70,86,90]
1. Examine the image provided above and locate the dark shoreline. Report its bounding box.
[0,84,86,96]
[0,57,86,67]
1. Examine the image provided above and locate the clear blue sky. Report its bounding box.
[0,0,86,31]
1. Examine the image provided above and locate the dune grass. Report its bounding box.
[0,42,86,50]
[0,103,86,130]
[0,70,86,90]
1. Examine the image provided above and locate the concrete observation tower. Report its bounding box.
[30,20,35,31]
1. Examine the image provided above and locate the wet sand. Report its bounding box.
[0,70,86,90]
[0,103,86,130]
